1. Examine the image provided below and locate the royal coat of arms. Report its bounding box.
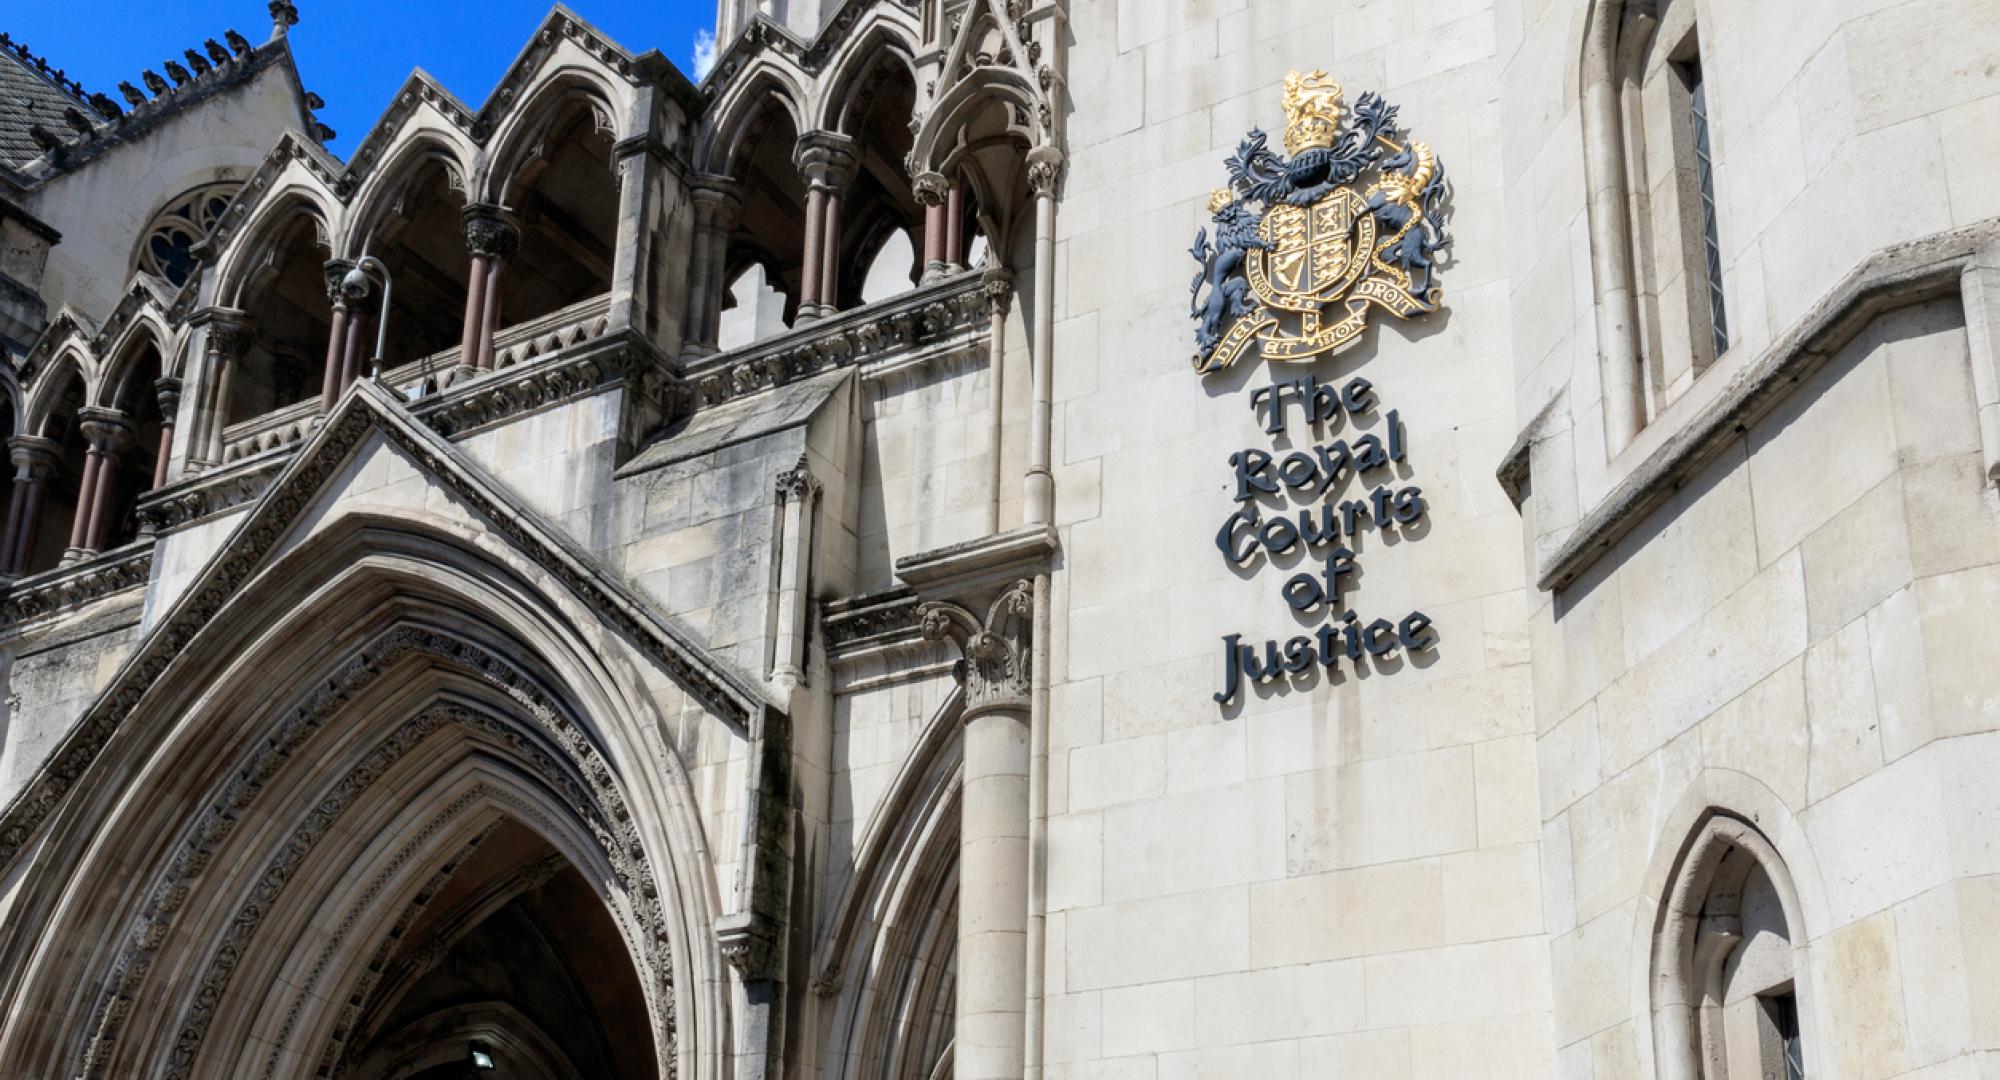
[1190,71,1452,374]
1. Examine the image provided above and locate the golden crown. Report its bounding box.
[1281,70,1344,154]
[1207,188,1236,214]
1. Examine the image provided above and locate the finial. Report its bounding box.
[268,0,299,38]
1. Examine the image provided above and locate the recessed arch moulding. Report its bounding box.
[0,492,766,1079]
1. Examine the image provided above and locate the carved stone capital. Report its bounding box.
[8,435,61,480]
[323,259,355,308]
[775,456,822,504]
[1026,145,1065,199]
[155,376,183,423]
[918,578,1034,720]
[76,407,136,455]
[192,307,254,359]
[981,267,1015,317]
[691,175,744,234]
[793,130,859,192]
[461,202,521,260]
[912,171,949,207]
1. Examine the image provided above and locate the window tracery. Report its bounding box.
[137,182,241,287]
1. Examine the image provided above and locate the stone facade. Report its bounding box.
[0,1,1993,1078]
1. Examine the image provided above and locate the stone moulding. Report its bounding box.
[0,380,768,879]
[0,541,151,629]
[1513,218,2000,593]
[680,271,989,411]
[822,586,922,653]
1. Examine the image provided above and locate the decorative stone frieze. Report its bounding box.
[681,271,989,410]
[0,542,151,629]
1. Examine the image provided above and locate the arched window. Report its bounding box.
[1653,813,1810,1080]
[137,182,242,288]
[1625,0,1728,405]
[1584,0,1731,448]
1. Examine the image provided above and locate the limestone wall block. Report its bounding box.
[1282,746,1477,872]
[1805,615,1888,801]
[1363,936,1552,1029]
[1697,659,1810,813]
[1065,886,1250,991]
[1813,908,1915,1078]
[1248,857,1445,967]
[1192,958,1366,1045]
[1801,473,1914,643]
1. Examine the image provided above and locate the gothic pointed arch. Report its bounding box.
[0,516,722,1079]
[341,131,474,258]
[813,687,962,1080]
[21,342,95,437]
[0,383,773,1078]
[204,138,344,310]
[812,11,921,134]
[1639,771,1829,1080]
[479,70,629,205]
[695,59,810,176]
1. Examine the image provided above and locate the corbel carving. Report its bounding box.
[918,578,1034,719]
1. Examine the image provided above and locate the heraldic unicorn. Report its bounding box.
[1190,71,1452,374]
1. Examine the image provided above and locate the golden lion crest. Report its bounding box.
[1190,71,1452,375]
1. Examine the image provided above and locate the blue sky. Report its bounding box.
[5,0,717,159]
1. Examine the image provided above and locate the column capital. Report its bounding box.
[912,170,950,207]
[918,578,1034,720]
[1026,145,1065,198]
[793,130,859,193]
[461,202,521,260]
[323,258,356,308]
[981,267,1015,317]
[7,435,60,479]
[76,407,135,455]
[775,455,822,504]
[154,376,183,421]
[190,306,254,357]
[690,175,745,233]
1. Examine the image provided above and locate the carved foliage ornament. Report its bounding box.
[918,579,1033,718]
[1189,71,1453,375]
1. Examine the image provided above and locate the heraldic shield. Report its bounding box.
[1189,71,1453,375]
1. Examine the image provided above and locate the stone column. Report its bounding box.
[1024,148,1063,527]
[191,308,253,468]
[982,268,1014,533]
[946,174,967,271]
[798,186,826,316]
[915,171,950,284]
[462,203,520,372]
[340,300,370,396]
[152,377,181,490]
[769,458,821,698]
[75,408,134,556]
[684,177,744,358]
[320,259,353,412]
[793,132,858,322]
[920,581,1035,1080]
[1,436,59,577]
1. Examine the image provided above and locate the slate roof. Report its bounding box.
[0,36,89,171]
